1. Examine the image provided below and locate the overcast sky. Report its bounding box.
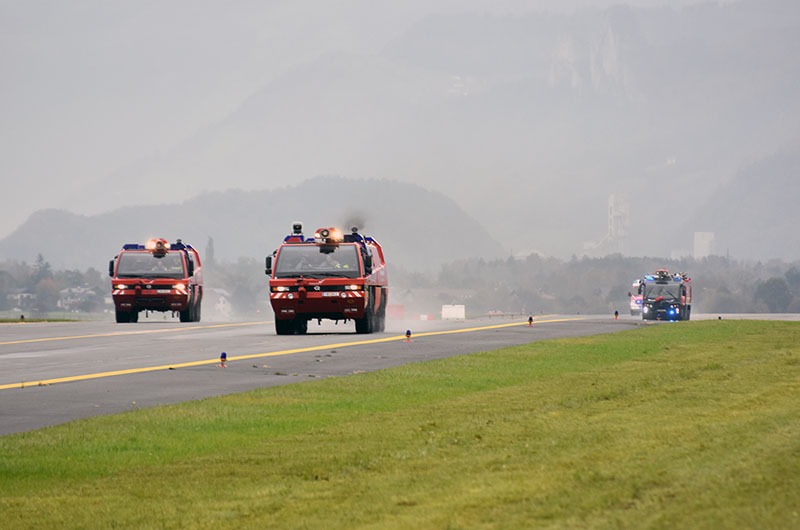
[1,0,720,241]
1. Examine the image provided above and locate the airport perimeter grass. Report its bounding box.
[2,320,799,529]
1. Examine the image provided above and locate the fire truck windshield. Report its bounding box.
[274,245,360,279]
[116,252,186,279]
[643,283,680,301]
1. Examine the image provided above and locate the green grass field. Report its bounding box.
[1,320,799,529]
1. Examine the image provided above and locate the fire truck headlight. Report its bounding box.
[642,306,649,313]
[115,284,128,290]
[272,286,290,292]
[173,283,186,290]
[345,285,362,290]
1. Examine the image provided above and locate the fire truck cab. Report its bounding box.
[109,239,203,323]
[266,223,388,335]
[641,269,692,321]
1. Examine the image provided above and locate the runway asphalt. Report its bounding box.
[0,313,792,435]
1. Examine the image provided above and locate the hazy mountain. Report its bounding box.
[0,177,505,271]
[686,151,800,260]
[4,0,799,262]
[59,0,800,260]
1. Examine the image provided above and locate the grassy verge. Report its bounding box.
[1,321,799,529]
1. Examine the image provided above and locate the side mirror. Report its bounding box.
[108,260,115,278]
[187,261,194,277]
[265,255,272,276]
[627,292,631,297]
[363,255,373,275]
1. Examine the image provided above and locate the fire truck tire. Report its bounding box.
[275,319,295,335]
[376,291,386,332]
[355,314,371,334]
[193,301,202,322]
[115,310,130,323]
[295,318,308,334]
[355,292,374,334]
[179,304,193,322]
[130,311,139,323]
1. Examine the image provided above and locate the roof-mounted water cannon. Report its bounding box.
[655,269,671,282]
[145,238,170,256]
[314,227,343,244]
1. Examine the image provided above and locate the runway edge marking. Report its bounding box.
[0,321,273,346]
[0,317,582,390]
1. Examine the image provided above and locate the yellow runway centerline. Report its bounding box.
[0,317,581,390]
[0,321,273,346]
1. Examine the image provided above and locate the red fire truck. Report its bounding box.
[109,239,203,323]
[641,269,692,321]
[266,223,388,335]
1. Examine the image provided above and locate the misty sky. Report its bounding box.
[2,0,716,241]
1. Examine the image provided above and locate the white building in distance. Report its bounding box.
[694,232,714,259]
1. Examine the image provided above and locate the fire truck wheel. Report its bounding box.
[356,288,373,334]
[355,314,371,334]
[130,311,139,323]
[295,319,308,334]
[193,301,202,322]
[115,310,130,323]
[179,305,193,322]
[275,319,295,335]
[376,291,386,332]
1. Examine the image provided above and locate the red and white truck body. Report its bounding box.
[109,239,203,323]
[266,224,388,334]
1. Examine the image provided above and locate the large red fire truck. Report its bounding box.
[109,239,203,323]
[641,269,692,321]
[266,223,388,335]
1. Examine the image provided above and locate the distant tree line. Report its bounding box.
[417,254,800,316]
[0,255,106,314]
[3,252,799,318]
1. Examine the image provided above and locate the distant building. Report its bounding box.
[583,194,629,255]
[694,232,714,259]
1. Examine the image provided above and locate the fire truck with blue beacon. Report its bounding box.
[266,222,388,335]
[641,269,692,321]
[109,239,203,323]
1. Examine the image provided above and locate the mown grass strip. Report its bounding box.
[1,320,799,529]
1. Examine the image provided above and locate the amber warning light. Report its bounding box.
[145,238,171,254]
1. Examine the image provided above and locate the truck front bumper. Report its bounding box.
[113,290,190,312]
[270,291,366,320]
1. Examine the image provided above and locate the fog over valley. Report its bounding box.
[2,0,799,267]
